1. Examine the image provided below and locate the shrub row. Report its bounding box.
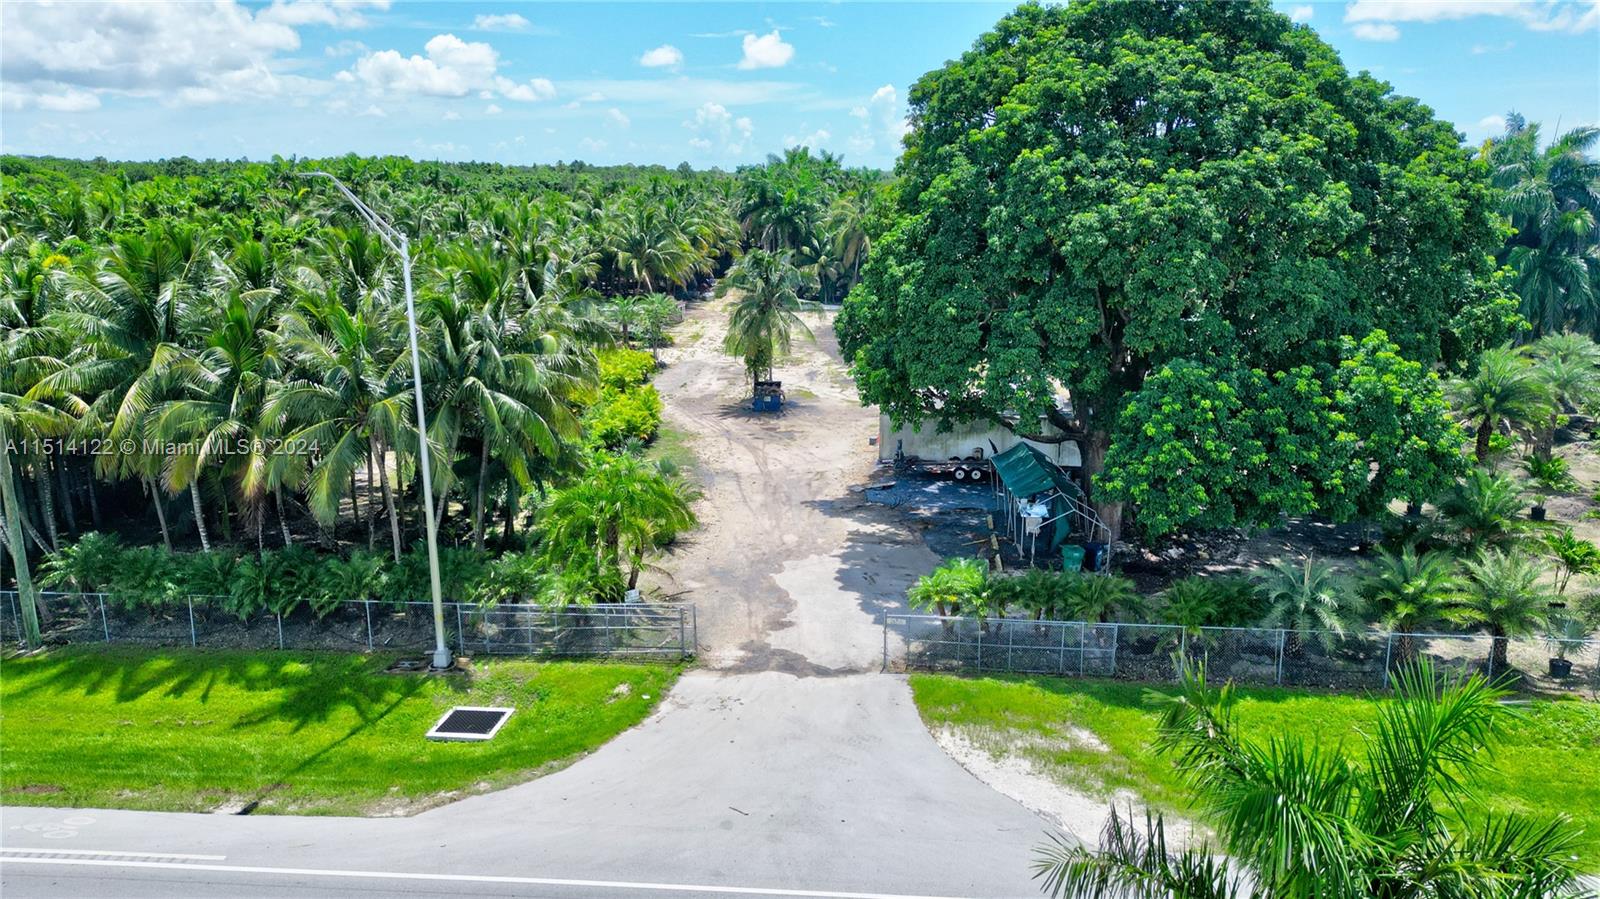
[584,347,663,449]
[37,533,545,620]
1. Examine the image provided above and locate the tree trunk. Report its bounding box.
[365,453,377,551]
[501,482,518,549]
[473,440,489,551]
[1080,429,1123,545]
[191,482,211,551]
[275,487,293,547]
[1475,419,1493,463]
[33,463,58,551]
[1490,625,1509,676]
[86,469,102,529]
[55,456,77,538]
[0,427,42,647]
[376,439,402,562]
[143,476,172,551]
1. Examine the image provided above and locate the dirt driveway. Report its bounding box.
[648,295,939,674]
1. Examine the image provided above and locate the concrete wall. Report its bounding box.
[878,415,1082,468]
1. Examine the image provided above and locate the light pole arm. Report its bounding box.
[299,171,451,670]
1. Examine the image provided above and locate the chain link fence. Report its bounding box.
[886,613,1599,697]
[0,591,695,660]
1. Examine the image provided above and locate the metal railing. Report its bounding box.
[0,591,695,660]
[884,613,1599,697]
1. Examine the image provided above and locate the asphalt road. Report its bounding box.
[1,300,1061,898]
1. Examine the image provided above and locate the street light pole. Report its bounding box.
[301,172,452,670]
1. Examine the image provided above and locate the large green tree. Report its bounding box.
[838,1,1512,540]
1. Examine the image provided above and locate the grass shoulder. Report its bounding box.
[909,672,1600,869]
[0,647,679,816]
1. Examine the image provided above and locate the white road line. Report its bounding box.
[0,857,975,899]
[0,847,227,861]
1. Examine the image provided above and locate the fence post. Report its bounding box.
[1108,622,1119,677]
[1075,622,1085,676]
[364,600,373,651]
[976,622,983,671]
[455,603,465,655]
[1276,629,1286,686]
[882,614,888,672]
[187,597,197,647]
[1006,619,1014,671]
[690,605,697,654]
[276,613,284,650]
[678,607,687,659]
[99,595,110,642]
[1382,633,1394,689]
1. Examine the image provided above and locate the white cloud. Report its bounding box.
[325,39,370,57]
[358,104,385,117]
[349,33,553,102]
[579,137,608,154]
[0,0,324,108]
[684,101,753,155]
[1288,5,1315,23]
[258,0,389,29]
[1471,40,1516,54]
[784,128,831,149]
[848,84,909,155]
[472,13,530,32]
[607,107,631,128]
[564,76,799,110]
[1351,22,1401,40]
[496,76,556,101]
[738,30,794,70]
[1344,1,1597,34]
[443,109,460,120]
[485,103,502,115]
[639,44,684,68]
[1477,114,1507,132]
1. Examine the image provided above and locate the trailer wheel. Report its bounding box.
[952,467,967,481]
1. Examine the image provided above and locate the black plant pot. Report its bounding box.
[1530,505,1547,521]
[1549,657,1573,678]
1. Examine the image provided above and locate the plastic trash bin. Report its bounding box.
[1061,544,1086,572]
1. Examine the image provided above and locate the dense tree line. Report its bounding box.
[839,0,1598,548]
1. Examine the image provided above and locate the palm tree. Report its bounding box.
[1034,661,1589,898]
[535,452,697,604]
[1485,120,1600,337]
[268,283,413,560]
[1255,555,1358,654]
[611,202,695,294]
[1454,549,1556,674]
[607,293,645,348]
[1060,573,1144,623]
[907,557,988,618]
[1446,346,1554,462]
[147,289,282,552]
[34,229,210,550]
[1359,546,1461,666]
[1542,528,1600,596]
[637,293,679,363]
[717,249,816,390]
[428,246,592,550]
[1436,468,1532,552]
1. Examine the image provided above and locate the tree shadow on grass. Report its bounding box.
[8,647,467,733]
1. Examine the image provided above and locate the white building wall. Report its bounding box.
[878,415,1082,468]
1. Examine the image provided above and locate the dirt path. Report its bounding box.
[648,294,939,673]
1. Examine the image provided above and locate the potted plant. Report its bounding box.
[1523,456,1577,521]
[1544,611,1587,678]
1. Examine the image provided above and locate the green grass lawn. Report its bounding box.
[645,423,698,473]
[910,673,1600,868]
[0,647,679,815]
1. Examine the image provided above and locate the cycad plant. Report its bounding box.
[1255,555,1358,654]
[907,557,988,618]
[1437,468,1533,553]
[1034,660,1590,899]
[1359,546,1461,667]
[1453,549,1556,674]
[1446,346,1553,462]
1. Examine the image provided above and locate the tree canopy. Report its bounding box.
[838,0,1514,538]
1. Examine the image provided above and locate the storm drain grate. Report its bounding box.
[425,706,514,742]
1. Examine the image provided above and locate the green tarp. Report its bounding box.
[991,443,1084,550]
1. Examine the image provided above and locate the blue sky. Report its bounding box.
[1,1,1595,169]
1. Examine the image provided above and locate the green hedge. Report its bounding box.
[597,347,656,390]
[36,533,548,619]
[584,383,663,449]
